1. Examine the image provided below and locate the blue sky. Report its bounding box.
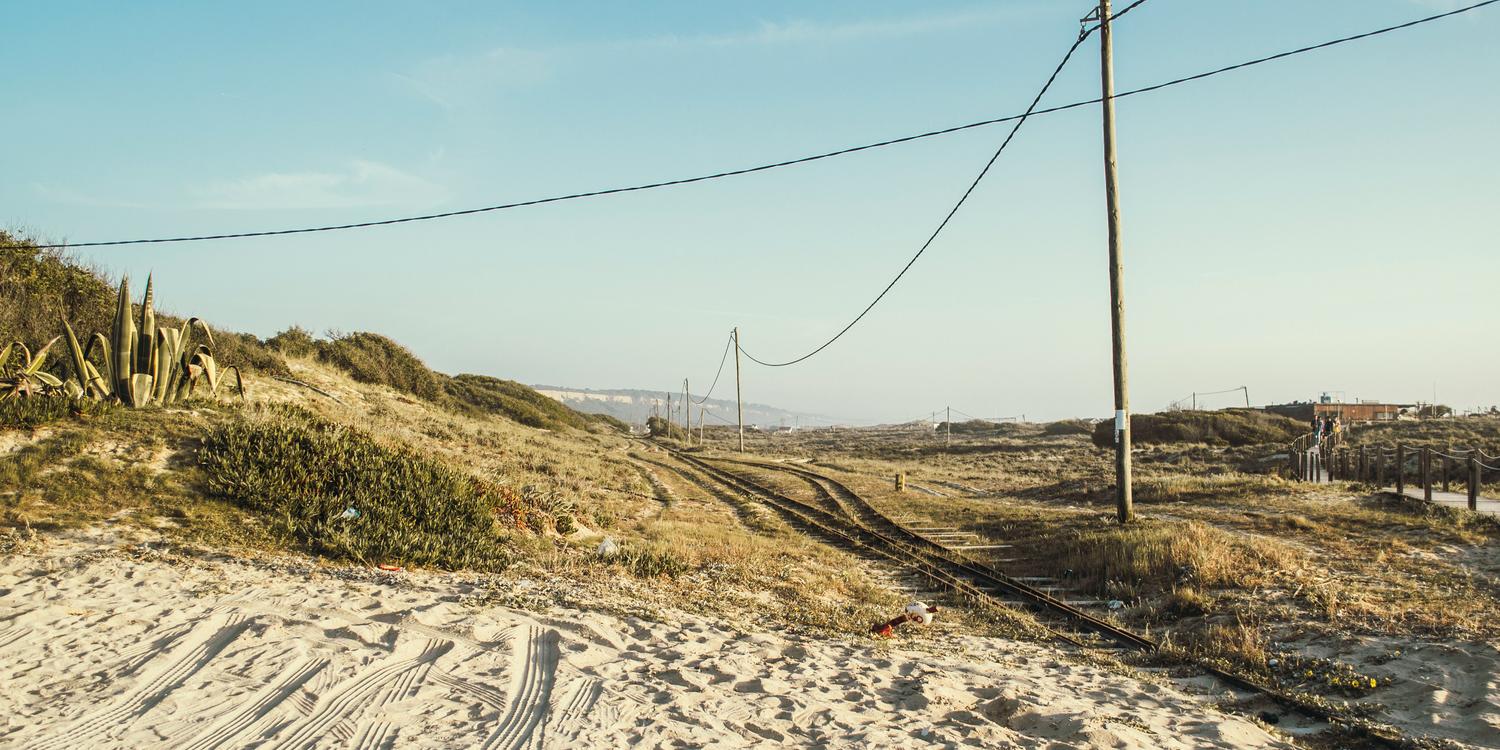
[3,1,1496,422]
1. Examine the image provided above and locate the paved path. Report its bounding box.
[1389,485,1500,517]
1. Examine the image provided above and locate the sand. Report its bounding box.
[0,532,1296,749]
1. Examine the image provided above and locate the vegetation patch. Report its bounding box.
[1055,519,1297,598]
[199,404,521,569]
[316,332,447,402]
[1092,409,1305,448]
[0,396,113,431]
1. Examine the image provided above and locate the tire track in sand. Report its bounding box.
[262,638,452,750]
[480,626,560,750]
[21,610,250,750]
[177,657,329,750]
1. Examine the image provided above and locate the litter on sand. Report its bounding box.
[871,601,938,638]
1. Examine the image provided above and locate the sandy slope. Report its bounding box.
[0,533,1290,749]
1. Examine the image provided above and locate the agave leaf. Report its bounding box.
[86,333,115,399]
[137,274,156,376]
[25,337,61,375]
[34,371,62,388]
[130,373,154,407]
[83,362,108,399]
[112,277,137,405]
[0,342,12,373]
[64,380,83,398]
[153,328,180,402]
[61,319,101,394]
[190,349,220,396]
[224,365,246,401]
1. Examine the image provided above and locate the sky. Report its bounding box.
[3,0,1496,423]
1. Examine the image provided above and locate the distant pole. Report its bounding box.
[683,379,690,445]
[698,407,704,444]
[1099,0,1133,523]
[1243,386,1251,408]
[946,406,951,449]
[1192,392,1196,411]
[666,392,672,437]
[733,328,745,452]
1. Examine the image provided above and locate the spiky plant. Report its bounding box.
[0,338,64,400]
[63,275,244,406]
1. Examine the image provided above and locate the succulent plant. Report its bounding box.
[0,338,64,400]
[62,275,244,406]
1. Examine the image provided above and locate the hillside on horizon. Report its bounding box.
[533,384,852,428]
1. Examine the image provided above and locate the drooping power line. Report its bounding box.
[19,0,1492,252]
[732,0,1495,368]
[735,23,1099,368]
[690,332,733,405]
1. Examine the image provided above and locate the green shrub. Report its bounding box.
[1043,419,1093,436]
[199,405,512,568]
[263,326,319,358]
[317,332,446,402]
[1091,409,1304,448]
[444,373,590,430]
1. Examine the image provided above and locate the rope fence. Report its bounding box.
[1286,432,1495,511]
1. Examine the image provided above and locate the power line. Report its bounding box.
[21,0,1491,252]
[737,23,1099,368]
[690,332,733,405]
[732,0,1494,368]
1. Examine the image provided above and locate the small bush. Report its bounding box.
[1092,409,1305,448]
[199,404,513,568]
[263,325,319,358]
[318,332,447,402]
[1043,419,1094,437]
[444,374,589,430]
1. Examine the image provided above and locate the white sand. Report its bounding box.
[0,533,1292,749]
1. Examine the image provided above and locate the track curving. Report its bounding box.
[656,445,1412,749]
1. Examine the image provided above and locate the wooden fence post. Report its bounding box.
[895,472,906,493]
[1469,456,1480,511]
[1396,444,1405,496]
[1442,452,1452,493]
[1422,447,1433,503]
[1359,446,1367,482]
[1376,451,1385,486]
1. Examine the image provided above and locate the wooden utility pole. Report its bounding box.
[666,392,672,437]
[1099,0,1133,523]
[683,379,690,445]
[946,406,951,449]
[698,407,704,444]
[733,327,745,452]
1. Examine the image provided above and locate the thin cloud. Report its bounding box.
[395,5,1038,107]
[194,160,447,211]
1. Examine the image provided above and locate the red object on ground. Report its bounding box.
[377,564,403,572]
[870,604,939,638]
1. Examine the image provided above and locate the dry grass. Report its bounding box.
[1053,520,1300,598]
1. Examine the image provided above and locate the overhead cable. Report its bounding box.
[22,0,1493,251]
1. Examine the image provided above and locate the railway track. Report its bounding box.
[648,444,1414,749]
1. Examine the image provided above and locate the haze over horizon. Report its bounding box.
[4,0,1496,422]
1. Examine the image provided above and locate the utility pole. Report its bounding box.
[666,392,672,438]
[683,379,690,445]
[946,406,951,449]
[698,407,704,444]
[1099,0,1133,523]
[733,327,745,452]
[1191,392,1196,411]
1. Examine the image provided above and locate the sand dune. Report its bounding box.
[0,532,1291,749]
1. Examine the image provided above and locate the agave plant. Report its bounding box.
[62,275,244,406]
[0,338,64,400]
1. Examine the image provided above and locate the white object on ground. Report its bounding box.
[597,537,620,557]
[905,601,934,626]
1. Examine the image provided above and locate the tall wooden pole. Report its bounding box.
[1099,0,1133,523]
[733,328,745,452]
[666,392,672,437]
[683,379,690,445]
[946,406,951,449]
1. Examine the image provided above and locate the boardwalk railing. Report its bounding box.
[1288,433,1498,511]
